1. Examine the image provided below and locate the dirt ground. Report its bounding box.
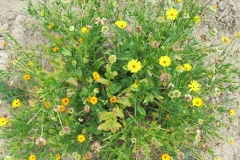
[0,0,240,159]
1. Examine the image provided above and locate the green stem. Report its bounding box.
[27,107,42,124]
[41,122,43,138]
[57,112,63,127]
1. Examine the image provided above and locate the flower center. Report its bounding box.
[132,65,136,68]
[170,13,174,16]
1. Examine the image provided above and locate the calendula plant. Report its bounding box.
[0,0,239,159]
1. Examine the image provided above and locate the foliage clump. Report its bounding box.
[0,0,239,159]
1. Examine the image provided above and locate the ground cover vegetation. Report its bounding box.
[0,0,240,159]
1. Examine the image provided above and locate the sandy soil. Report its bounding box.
[0,0,240,159]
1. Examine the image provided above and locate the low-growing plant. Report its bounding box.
[0,0,239,159]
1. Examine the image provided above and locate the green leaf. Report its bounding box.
[97,119,122,132]
[143,94,154,104]
[108,83,123,95]
[112,107,124,119]
[98,78,111,85]
[99,111,117,121]
[93,57,105,71]
[48,129,57,134]
[117,97,131,107]
[122,64,128,71]
[137,105,146,116]
[118,87,132,96]
[61,48,72,56]
[0,81,5,91]
[66,77,78,86]
[79,87,88,96]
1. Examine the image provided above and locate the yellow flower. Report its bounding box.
[188,80,201,92]
[127,59,142,73]
[12,99,20,108]
[56,153,61,160]
[79,38,83,43]
[166,8,179,20]
[159,56,171,67]
[183,63,192,71]
[237,31,240,38]
[81,27,89,33]
[62,97,70,105]
[214,158,222,160]
[86,97,92,102]
[83,154,88,160]
[110,96,117,103]
[165,114,170,120]
[28,62,33,67]
[59,104,66,112]
[193,16,201,24]
[48,24,53,29]
[176,65,184,72]
[229,109,235,116]
[45,102,50,109]
[23,74,31,80]
[133,82,138,88]
[162,153,171,160]
[192,97,203,107]
[29,154,36,160]
[221,36,231,44]
[175,0,181,2]
[77,134,86,143]
[0,117,7,127]
[53,47,59,52]
[115,20,127,29]
[90,96,98,105]
[1,41,7,47]
[40,11,44,16]
[93,72,100,81]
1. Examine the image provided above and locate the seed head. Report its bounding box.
[134,25,142,33]
[84,105,91,112]
[35,137,47,146]
[91,141,102,153]
[160,73,171,84]
[151,40,159,49]
[183,94,192,102]
[62,126,71,134]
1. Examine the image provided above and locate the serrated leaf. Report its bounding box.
[113,107,124,119]
[99,111,117,121]
[97,119,122,132]
[117,97,131,107]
